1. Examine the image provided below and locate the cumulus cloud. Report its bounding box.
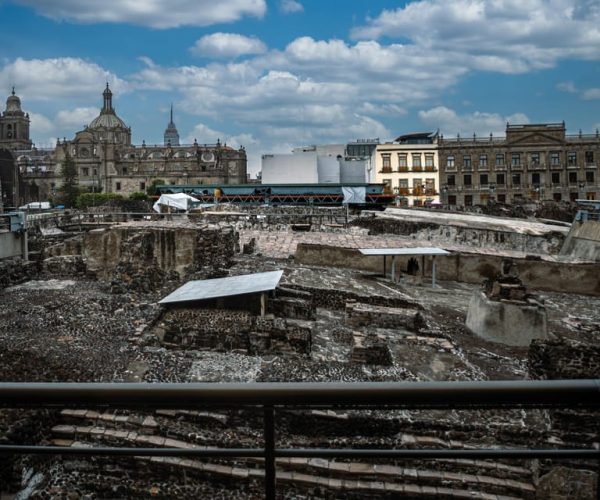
[352,0,600,73]
[279,0,303,14]
[56,107,99,128]
[0,58,126,101]
[191,33,267,58]
[12,0,267,29]
[557,81,578,93]
[28,112,54,136]
[418,106,530,137]
[582,88,600,100]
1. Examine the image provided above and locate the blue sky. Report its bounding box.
[1,0,599,174]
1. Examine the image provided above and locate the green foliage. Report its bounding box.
[76,192,123,209]
[129,191,148,201]
[57,152,79,208]
[146,179,165,196]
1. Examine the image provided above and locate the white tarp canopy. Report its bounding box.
[19,201,51,210]
[152,193,199,213]
[342,186,366,204]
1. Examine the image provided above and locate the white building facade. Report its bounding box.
[373,133,440,207]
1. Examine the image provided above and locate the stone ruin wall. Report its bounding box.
[351,216,566,255]
[153,308,312,356]
[83,223,237,281]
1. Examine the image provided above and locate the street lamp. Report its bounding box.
[578,181,586,201]
[442,184,448,207]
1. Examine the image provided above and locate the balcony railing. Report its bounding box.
[0,381,598,500]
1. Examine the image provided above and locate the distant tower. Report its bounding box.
[164,104,180,146]
[0,87,32,150]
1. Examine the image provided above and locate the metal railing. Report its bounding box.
[0,380,599,499]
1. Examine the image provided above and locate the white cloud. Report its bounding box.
[418,106,530,137]
[0,58,126,101]
[13,0,267,29]
[582,88,600,100]
[352,0,600,73]
[279,0,303,14]
[557,81,578,93]
[182,123,226,145]
[191,33,267,58]
[28,112,54,136]
[56,107,99,128]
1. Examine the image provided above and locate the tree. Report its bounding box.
[58,152,79,207]
[146,178,165,197]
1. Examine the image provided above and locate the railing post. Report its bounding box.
[264,405,276,500]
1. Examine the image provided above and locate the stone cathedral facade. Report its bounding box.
[0,85,247,206]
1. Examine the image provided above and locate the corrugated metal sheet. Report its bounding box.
[359,247,450,256]
[159,270,284,305]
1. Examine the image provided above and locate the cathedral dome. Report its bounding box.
[5,88,23,114]
[88,112,128,130]
[88,83,128,130]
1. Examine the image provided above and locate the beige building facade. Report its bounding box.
[373,133,440,207]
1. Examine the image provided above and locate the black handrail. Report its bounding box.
[0,380,599,500]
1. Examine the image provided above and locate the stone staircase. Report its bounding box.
[49,408,539,499]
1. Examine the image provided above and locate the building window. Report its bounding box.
[383,179,392,193]
[496,173,505,185]
[568,151,577,166]
[93,169,98,176]
[116,182,121,191]
[464,195,473,206]
[122,167,128,175]
[511,153,521,166]
[463,155,471,168]
[425,178,435,195]
[531,173,541,185]
[447,155,455,168]
[550,152,560,165]
[568,171,578,184]
[585,151,594,165]
[413,178,423,195]
[551,172,560,185]
[81,167,89,177]
[495,154,505,166]
[412,154,422,169]
[480,173,488,186]
[553,193,562,202]
[447,174,456,186]
[425,155,434,169]
[398,179,409,195]
[479,155,488,167]
[530,152,540,165]
[512,173,521,186]
[448,195,457,205]
[586,171,595,183]
[497,194,506,203]
[463,174,472,186]
[398,154,407,168]
[382,155,391,173]
[140,182,146,191]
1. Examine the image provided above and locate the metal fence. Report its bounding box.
[0,380,599,499]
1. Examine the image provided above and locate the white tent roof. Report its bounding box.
[152,193,199,213]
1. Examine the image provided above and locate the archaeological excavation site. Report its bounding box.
[1,203,600,499]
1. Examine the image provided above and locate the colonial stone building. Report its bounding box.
[1,86,247,207]
[439,123,600,207]
[373,132,440,207]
